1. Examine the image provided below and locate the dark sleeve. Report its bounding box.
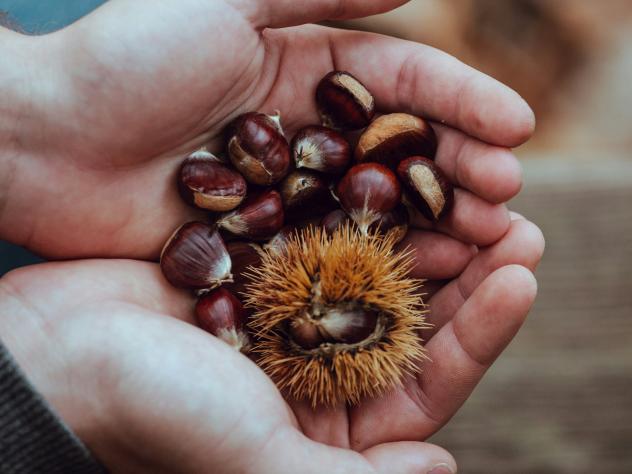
[0,341,106,473]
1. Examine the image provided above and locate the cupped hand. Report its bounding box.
[0,260,456,474]
[2,0,534,259]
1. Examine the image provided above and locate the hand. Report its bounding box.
[0,0,534,259]
[0,260,457,474]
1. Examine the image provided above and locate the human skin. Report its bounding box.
[0,0,544,472]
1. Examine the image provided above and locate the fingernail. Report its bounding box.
[427,463,455,474]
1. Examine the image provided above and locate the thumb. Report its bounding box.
[257,428,456,474]
[238,0,411,29]
[363,441,457,474]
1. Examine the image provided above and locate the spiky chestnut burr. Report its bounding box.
[244,225,428,407]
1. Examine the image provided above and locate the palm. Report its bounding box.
[2,1,544,470]
[1,203,543,468]
[0,260,315,473]
[1,258,480,473]
[21,0,534,259]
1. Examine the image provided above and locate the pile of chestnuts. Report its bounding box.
[160,70,454,354]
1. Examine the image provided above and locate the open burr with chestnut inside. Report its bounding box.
[159,70,456,407]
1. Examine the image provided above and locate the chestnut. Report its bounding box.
[178,151,247,212]
[355,113,437,167]
[368,203,409,243]
[263,226,296,256]
[216,189,284,241]
[225,241,263,295]
[335,163,401,234]
[278,169,333,220]
[160,222,232,292]
[226,112,290,186]
[289,303,379,349]
[291,125,351,175]
[320,209,351,235]
[397,156,454,221]
[315,71,375,130]
[195,288,250,352]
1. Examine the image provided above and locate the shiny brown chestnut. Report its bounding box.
[278,169,333,219]
[227,112,290,186]
[291,125,351,175]
[225,241,263,295]
[335,163,401,234]
[178,151,247,212]
[320,209,351,235]
[397,156,454,221]
[355,113,437,167]
[368,203,409,243]
[216,189,284,241]
[160,222,232,292]
[195,288,250,352]
[289,303,379,349]
[263,226,296,256]
[316,71,375,130]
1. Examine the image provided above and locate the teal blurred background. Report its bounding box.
[0,0,104,33]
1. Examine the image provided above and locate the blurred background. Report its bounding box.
[1,1,631,472]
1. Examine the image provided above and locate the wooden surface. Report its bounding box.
[430,158,632,473]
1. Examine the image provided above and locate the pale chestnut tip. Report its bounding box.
[160,222,233,291]
[397,156,454,221]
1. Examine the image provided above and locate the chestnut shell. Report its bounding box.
[397,156,454,221]
[178,155,247,212]
[227,113,290,185]
[355,113,437,168]
[316,71,375,130]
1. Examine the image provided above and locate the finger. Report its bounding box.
[258,427,375,474]
[433,124,523,204]
[243,0,410,29]
[397,230,476,280]
[363,441,456,474]
[414,265,537,431]
[349,265,536,449]
[287,399,350,448]
[261,427,455,474]
[410,188,511,246]
[418,279,450,302]
[426,218,544,336]
[328,28,535,146]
